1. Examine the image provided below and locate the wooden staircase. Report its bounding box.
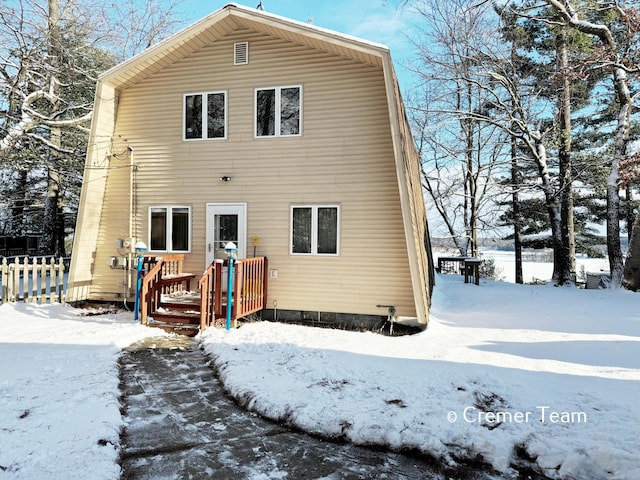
[148,291,201,336]
[140,255,268,336]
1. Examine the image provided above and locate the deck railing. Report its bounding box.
[141,255,268,330]
[140,254,190,324]
[199,257,268,330]
[235,256,269,320]
[1,256,66,304]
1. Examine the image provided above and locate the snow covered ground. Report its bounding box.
[479,249,610,284]
[1,268,639,479]
[0,303,163,480]
[201,275,640,479]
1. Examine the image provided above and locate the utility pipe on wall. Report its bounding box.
[128,147,135,294]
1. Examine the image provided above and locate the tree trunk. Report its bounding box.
[463,119,473,257]
[11,170,28,236]
[624,210,640,290]
[534,135,563,283]
[41,0,62,255]
[606,67,632,288]
[626,186,634,243]
[511,135,523,284]
[41,167,60,254]
[607,182,624,287]
[556,31,575,285]
[464,73,477,257]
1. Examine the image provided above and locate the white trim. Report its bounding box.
[254,85,302,138]
[205,203,248,266]
[148,205,192,253]
[290,204,340,256]
[183,91,227,141]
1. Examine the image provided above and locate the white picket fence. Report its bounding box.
[1,257,67,304]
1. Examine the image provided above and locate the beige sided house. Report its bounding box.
[67,3,434,328]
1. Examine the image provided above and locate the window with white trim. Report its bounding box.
[149,206,191,252]
[256,86,301,137]
[291,205,339,255]
[184,91,226,140]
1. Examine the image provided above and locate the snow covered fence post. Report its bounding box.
[1,257,8,302]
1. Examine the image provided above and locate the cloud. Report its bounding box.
[315,1,412,51]
[348,11,407,41]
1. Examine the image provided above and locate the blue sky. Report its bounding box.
[181,0,419,90]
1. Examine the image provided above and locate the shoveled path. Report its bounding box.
[118,336,498,480]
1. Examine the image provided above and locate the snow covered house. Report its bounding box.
[67,3,434,330]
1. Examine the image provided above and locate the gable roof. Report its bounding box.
[71,2,432,323]
[100,3,390,91]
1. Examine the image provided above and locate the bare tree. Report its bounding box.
[407,0,508,256]
[0,0,185,254]
[0,1,94,156]
[1,0,100,254]
[91,0,186,62]
[406,0,574,287]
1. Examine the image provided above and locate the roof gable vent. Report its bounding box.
[234,42,248,65]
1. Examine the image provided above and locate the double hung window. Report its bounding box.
[149,206,191,252]
[256,86,301,137]
[291,205,339,256]
[184,91,227,140]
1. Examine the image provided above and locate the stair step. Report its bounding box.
[159,301,201,310]
[151,310,200,325]
[147,322,199,337]
[148,308,200,337]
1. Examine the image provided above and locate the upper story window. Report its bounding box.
[184,91,226,140]
[149,206,191,252]
[255,86,301,137]
[291,205,339,256]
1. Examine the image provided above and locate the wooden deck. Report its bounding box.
[140,255,268,335]
[437,256,482,285]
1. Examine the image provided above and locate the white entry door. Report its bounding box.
[205,203,247,267]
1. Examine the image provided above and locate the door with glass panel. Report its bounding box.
[205,203,247,268]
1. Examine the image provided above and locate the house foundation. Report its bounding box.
[259,309,424,336]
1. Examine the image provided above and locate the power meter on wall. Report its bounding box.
[109,256,128,269]
[115,238,136,252]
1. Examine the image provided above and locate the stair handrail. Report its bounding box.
[140,254,186,324]
[199,259,223,330]
[140,260,163,325]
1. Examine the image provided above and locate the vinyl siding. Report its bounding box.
[80,29,419,318]
[67,83,119,301]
